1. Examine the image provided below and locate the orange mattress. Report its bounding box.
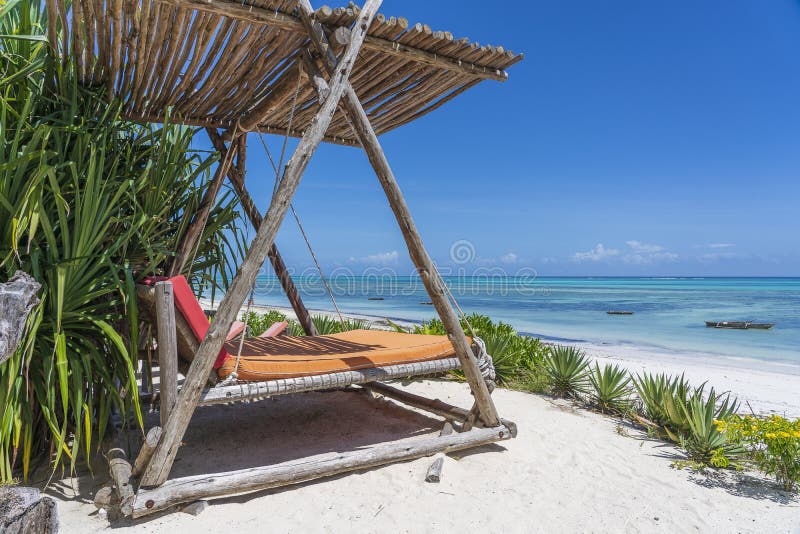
[217,329,458,382]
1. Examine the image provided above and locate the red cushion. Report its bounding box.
[145,275,231,368]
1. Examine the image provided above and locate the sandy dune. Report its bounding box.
[51,380,799,533]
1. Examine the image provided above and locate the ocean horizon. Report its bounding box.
[208,275,800,368]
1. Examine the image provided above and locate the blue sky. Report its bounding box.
[199,1,800,277]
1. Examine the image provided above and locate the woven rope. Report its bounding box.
[471,337,496,392]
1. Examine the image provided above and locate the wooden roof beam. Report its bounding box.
[158,0,509,81]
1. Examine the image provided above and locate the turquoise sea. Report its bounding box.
[243,277,800,366]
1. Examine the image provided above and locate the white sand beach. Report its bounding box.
[52,379,799,533]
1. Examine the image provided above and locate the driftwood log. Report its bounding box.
[0,271,41,364]
[425,422,454,483]
[132,424,512,517]
[0,486,59,534]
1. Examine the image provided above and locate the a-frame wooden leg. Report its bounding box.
[297,0,501,427]
[137,0,383,489]
[206,128,319,336]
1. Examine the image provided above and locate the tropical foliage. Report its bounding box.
[588,363,633,415]
[676,388,741,466]
[0,0,243,482]
[543,345,590,399]
[396,313,548,388]
[718,415,800,491]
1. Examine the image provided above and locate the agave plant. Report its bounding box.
[543,345,590,399]
[633,372,692,431]
[678,388,742,465]
[588,363,633,414]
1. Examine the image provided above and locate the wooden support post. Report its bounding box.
[425,422,453,483]
[132,426,162,478]
[155,282,178,426]
[107,447,135,517]
[132,424,512,517]
[138,0,381,489]
[206,128,318,336]
[297,0,501,427]
[169,139,239,277]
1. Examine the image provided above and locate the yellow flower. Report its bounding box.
[765,432,776,439]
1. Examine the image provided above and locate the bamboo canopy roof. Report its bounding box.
[53,0,523,145]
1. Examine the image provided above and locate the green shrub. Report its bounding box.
[719,415,800,492]
[633,372,692,431]
[543,345,590,399]
[243,310,288,336]
[401,315,548,389]
[588,363,633,414]
[677,388,741,466]
[311,315,370,335]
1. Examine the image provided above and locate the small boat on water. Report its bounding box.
[368,297,385,301]
[607,311,634,315]
[705,321,774,330]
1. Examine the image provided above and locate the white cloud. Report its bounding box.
[349,250,399,265]
[572,243,620,262]
[621,240,677,264]
[624,252,679,265]
[499,252,518,264]
[708,243,736,249]
[626,240,664,253]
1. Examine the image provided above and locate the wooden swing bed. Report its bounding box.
[52,0,522,519]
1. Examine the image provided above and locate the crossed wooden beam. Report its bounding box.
[135,0,503,505]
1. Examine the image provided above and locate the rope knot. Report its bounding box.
[471,337,496,392]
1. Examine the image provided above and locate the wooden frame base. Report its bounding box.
[131,423,513,518]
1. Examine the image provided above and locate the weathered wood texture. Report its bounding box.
[297,0,500,427]
[107,447,136,517]
[198,357,460,406]
[206,128,318,336]
[425,422,453,483]
[360,382,517,438]
[132,424,512,517]
[132,426,163,478]
[155,282,178,426]
[48,0,521,144]
[138,1,382,489]
[0,271,41,364]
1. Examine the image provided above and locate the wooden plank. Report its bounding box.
[297,1,501,427]
[198,357,460,406]
[155,282,178,426]
[206,128,318,336]
[155,0,508,81]
[138,0,382,489]
[132,424,513,517]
